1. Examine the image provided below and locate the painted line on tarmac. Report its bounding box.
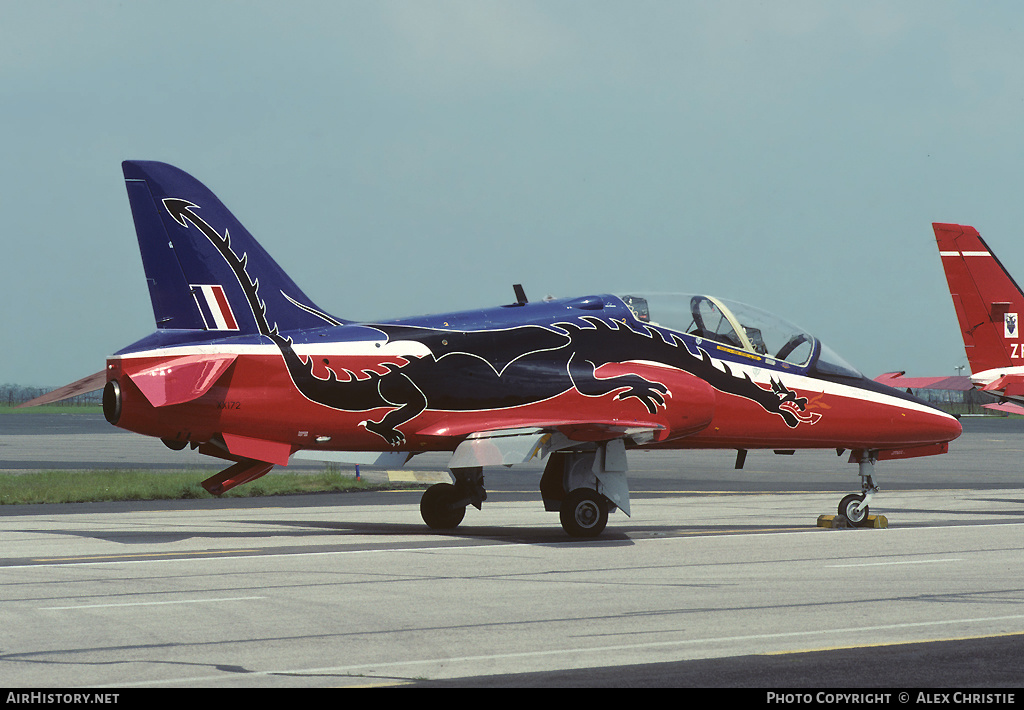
[764,629,1024,656]
[32,549,259,563]
[3,541,524,569]
[40,596,266,610]
[826,557,963,568]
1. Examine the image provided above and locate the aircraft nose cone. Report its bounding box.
[904,406,962,446]
[937,410,963,442]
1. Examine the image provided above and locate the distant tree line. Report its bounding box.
[1,383,103,407]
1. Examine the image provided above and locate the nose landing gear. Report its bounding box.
[838,451,880,528]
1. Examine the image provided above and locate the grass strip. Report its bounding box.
[0,469,420,505]
[0,404,102,414]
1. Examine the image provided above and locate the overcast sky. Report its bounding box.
[4,1,1024,387]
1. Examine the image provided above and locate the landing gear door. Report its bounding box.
[593,439,630,517]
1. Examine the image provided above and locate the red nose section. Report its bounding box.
[881,405,961,453]
[935,410,963,443]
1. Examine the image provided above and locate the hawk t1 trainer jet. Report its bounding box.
[933,222,1024,415]
[26,162,963,536]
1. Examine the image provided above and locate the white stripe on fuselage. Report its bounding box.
[112,339,433,361]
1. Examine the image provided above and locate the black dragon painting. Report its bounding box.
[165,196,821,446]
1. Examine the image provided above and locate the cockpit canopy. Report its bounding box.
[617,293,862,377]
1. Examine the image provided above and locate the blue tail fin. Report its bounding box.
[122,160,344,336]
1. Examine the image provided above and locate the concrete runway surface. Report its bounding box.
[1,413,1023,689]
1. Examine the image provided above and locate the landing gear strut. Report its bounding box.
[839,452,879,527]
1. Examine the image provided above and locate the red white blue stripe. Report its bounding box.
[191,284,238,331]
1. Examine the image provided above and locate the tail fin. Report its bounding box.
[122,160,345,336]
[933,222,1024,373]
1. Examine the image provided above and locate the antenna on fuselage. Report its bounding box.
[513,284,528,305]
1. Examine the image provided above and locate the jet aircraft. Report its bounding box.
[25,162,963,536]
[931,222,1024,415]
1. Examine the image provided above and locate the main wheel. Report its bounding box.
[838,493,870,527]
[559,488,609,538]
[420,483,467,530]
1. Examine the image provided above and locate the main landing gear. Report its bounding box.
[418,449,622,538]
[557,488,610,538]
[419,466,485,531]
[837,451,880,528]
[540,450,619,537]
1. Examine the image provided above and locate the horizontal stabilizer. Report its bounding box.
[202,459,275,496]
[17,371,106,408]
[980,374,1024,397]
[126,354,236,407]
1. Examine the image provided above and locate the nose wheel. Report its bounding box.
[838,493,870,527]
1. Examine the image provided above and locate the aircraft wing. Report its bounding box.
[290,450,413,468]
[447,423,664,469]
[17,370,107,408]
[874,372,973,391]
[983,401,1024,415]
[448,427,560,469]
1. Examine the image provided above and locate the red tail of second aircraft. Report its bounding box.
[934,223,1024,374]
